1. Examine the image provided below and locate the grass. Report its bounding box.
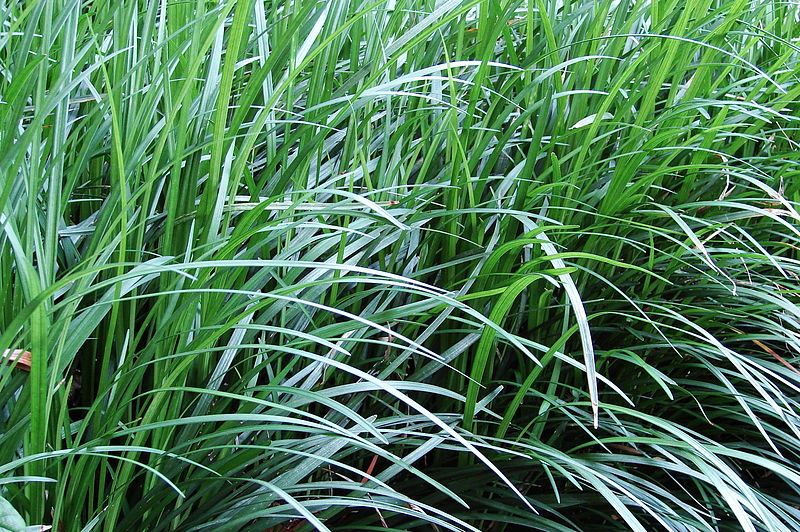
[1,0,799,530]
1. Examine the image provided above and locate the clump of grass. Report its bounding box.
[1,0,799,530]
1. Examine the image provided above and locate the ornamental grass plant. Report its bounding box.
[1,0,800,530]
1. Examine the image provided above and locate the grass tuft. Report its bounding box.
[1,0,800,530]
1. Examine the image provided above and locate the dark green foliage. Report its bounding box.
[1,0,799,530]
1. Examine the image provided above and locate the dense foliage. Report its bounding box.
[1,0,799,530]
